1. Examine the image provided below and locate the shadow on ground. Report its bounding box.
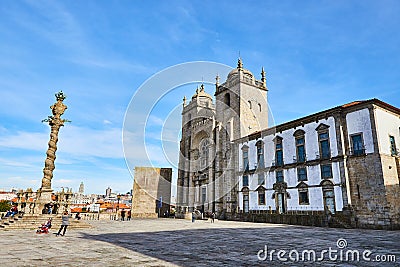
[79,225,400,267]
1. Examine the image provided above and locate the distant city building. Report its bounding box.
[70,182,96,205]
[132,167,172,218]
[0,191,17,201]
[105,187,112,197]
[79,182,84,194]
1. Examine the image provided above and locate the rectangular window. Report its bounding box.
[257,144,264,168]
[243,175,249,187]
[299,191,309,205]
[390,136,397,156]
[276,170,284,183]
[258,173,265,185]
[296,137,306,163]
[243,150,249,171]
[321,164,333,179]
[275,141,283,166]
[258,191,266,205]
[319,132,331,159]
[297,167,308,181]
[351,134,364,156]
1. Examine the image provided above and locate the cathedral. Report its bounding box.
[176,59,400,229]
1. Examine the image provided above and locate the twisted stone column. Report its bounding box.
[41,91,70,190]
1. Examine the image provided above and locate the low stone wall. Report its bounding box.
[131,213,158,219]
[224,212,330,228]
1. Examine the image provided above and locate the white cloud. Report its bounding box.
[0,131,48,151]
[0,125,124,159]
[57,179,73,184]
[147,115,165,127]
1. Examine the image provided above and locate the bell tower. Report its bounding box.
[215,58,268,140]
[213,58,269,215]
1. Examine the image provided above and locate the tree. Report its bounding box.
[0,200,12,212]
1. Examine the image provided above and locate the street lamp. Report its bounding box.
[117,194,121,220]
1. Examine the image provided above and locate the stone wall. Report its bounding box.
[224,211,340,228]
[132,167,172,218]
[346,153,400,229]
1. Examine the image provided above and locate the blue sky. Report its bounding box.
[1,1,400,195]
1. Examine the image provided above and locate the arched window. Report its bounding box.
[248,101,252,109]
[258,103,262,112]
[224,93,230,107]
[200,139,209,169]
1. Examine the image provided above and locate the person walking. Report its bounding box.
[127,210,131,221]
[56,211,70,236]
[211,212,215,223]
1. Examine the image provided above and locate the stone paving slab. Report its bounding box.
[0,218,399,266]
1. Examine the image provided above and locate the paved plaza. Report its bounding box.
[1,218,399,266]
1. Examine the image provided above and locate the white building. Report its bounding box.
[177,59,400,229]
[235,99,400,228]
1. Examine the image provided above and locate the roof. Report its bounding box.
[100,203,130,209]
[236,98,400,143]
[71,207,82,213]
[11,197,34,203]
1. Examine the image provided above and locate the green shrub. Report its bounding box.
[0,200,12,212]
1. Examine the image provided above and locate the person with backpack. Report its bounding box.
[56,211,70,236]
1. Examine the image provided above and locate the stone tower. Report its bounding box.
[177,59,269,217]
[213,58,269,214]
[79,182,84,195]
[178,84,216,215]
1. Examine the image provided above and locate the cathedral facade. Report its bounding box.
[176,59,400,229]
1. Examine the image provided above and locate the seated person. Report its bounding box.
[10,206,18,217]
[75,212,81,220]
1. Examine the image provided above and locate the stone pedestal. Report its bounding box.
[33,188,53,214]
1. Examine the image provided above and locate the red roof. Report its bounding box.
[71,207,82,213]
[100,203,130,209]
[341,101,364,108]
[11,197,34,203]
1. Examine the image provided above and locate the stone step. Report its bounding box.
[0,214,92,231]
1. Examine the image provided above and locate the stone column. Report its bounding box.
[34,91,70,214]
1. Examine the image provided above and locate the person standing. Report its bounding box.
[56,211,70,236]
[121,209,126,221]
[211,212,215,223]
[127,210,131,221]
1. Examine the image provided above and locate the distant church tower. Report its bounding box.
[177,59,268,217]
[105,187,112,197]
[79,182,84,195]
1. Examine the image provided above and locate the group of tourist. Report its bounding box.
[120,209,131,221]
[4,205,18,218]
[191,210,216,223]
